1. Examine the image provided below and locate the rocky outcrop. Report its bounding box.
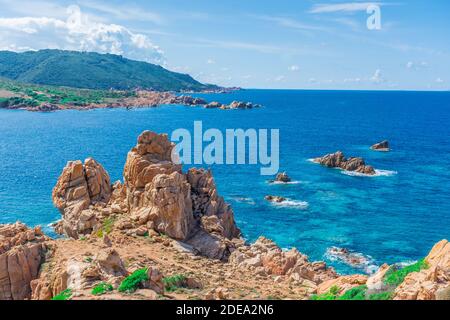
[264,195,286,203]
[52,130,241,260]
[230,237,337,289]
[326,247,373,271]
[371,140,390,152]
[274,172,291,183]
[52,158,112,238]
[0,223,48,300]
[313,151,376,175]
[393,240,450,300]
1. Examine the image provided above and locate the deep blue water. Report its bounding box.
[1,89,449,274]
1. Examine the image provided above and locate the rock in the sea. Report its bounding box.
[0,223,48,300]
[204,101,261,110]
[264,195,286,203]
[52,158,112,238]
[313,151,376,175]
[371,140,390,152]
[273,172,291,183]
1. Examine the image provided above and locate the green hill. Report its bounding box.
[0,50,216,91]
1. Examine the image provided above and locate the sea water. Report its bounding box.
[1,89,449,274]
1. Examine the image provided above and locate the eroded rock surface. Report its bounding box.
[230,237,337,292]
[313,151,376,175]
[52,158,112,238]
[393,240,450,300]
[0,223,48,300]
[371,140,390,151]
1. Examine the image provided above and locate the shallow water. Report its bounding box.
[1,89,449,274]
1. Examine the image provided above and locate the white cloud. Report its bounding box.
[289,65,300,71]
[406,61,429,70]
[0,5,164,64]
[310,2,384,14]
[274,75,285,82]
[436,78,444,83]
[206,58,215,64]
[371,69,385,83]
[344,77,361,83]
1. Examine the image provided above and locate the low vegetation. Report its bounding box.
[311,258,428,301]
[96,217,116,238]
[91,282,114,296]
[51,289,72,300]
[0,77,134,109]
[118,268,149,293]
[384,259,428,286]
[162,274,187,292]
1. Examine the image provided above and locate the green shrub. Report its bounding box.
[384,259,428,287]
[337,285,367,300]
[368,291,394,300]
[91,282,113,296]
[118,268,149,293]
[163,274,187,292]
[96,217,116,238]
[310,285,339,300]
[52,289,72,300]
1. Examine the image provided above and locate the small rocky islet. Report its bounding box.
[0,132,448,300]
[313,151,376,175]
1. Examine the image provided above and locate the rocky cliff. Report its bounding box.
[0,131,448,300]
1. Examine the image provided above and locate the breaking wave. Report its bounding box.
[325,247,379,274]
[271,199,309,209]
[341,169,398,177]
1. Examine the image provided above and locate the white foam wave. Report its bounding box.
[230,197,256,205]
[271,199,309,209]
[325,247,378,274]
[269,180,302,185]
[341,169,398,177]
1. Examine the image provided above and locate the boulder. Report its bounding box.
[313,151,375,175]
[371,140,390,152]
[52,158,112,238]
[274,172,291,183]
[316,274,368,295]
[264,195,286,203]
[0,223,48,300]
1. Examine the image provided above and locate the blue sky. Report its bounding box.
[0,0,449,90]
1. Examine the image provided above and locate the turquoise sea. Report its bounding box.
[1,89,449,274]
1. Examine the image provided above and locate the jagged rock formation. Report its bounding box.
[274,172,291,183]
[52,158,112,238]
[52,130,241,260]
[371,140,390,151]
[393,240,450,300]
[313,151,376,175]
[0,223,48,300]
[230,237,337,293]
